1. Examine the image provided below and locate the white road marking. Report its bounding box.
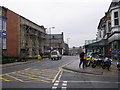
[52,80,60,89]
[54,83,59,86]
[68,81,120,83]
[63,81,67,83]
[52,86,57,89]
[62,81,68,90]
[61,87,67,90]
[58,70,63,81]
[52,69,63,89]
[62,83,67,86]
[55,80,59,83]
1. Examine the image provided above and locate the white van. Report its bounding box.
[50,50,62,60]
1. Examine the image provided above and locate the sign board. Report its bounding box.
[2,31,6,38]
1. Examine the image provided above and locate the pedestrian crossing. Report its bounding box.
[1,68,59,83]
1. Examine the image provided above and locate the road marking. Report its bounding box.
[58,70,63,81]
[62,83,67,86]
[67,81,120,83]
[63,68,120,78]
[52,80,60,90]
[22,68,58,76]
[14,71,53,81]
[52,68,62,83]
[4,74,24,82]
[2,68,59,83]
[0,77,12,81]
[62,81,68,90]
[60,60,75,68]
[52,86,57,89]
[54,83,59,86]
[61,87,67,90]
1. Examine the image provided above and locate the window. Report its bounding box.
[114,11,119,26]
[108,22,111,32]
[114,12,118,18]
[114,19,119,25]
[52,36,55,39]
[2,38,6,49]
[2,21,6,31]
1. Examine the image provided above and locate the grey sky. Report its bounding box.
[1,0,112,48]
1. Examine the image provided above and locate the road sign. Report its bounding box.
[2,31,6,38]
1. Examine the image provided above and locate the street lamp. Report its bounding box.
[67,38,70,46]
[49,27,55,52]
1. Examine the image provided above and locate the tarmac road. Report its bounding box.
[1,56,120,90]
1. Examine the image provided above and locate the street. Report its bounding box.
[1,56,120,90]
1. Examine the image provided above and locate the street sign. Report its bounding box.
[2,31,6,38]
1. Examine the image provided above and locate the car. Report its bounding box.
[50,50,62,60]
[42,52,50,59]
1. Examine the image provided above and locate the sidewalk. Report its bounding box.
[62,59,118,76]
[2,59,39,68]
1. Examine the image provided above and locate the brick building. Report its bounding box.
[1,6,46,58]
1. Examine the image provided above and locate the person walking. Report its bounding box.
[79,49,85,69]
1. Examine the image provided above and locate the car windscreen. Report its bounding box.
[51,52,57,55]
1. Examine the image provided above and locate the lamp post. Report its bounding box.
[67,38,70,46]
[49,27,55,52]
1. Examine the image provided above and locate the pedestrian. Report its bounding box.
[79,49,85,69]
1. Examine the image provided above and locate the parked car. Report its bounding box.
[42,52,50,58]
[50,50,62,60]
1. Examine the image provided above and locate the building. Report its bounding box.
[45,32,65,54]
[1,6,46,58]
[0,6,7,62]
[107,0,120,60]
[85,0,120,59]
[63,43,69,55]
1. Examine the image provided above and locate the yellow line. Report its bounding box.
[11,72,49,83]
[20,69,58,77]
[0,77,12,81]
[52,68,62,83]
[60,60,75,68]
[41,69,58,72]
[13,71,52,81]
[4,74,24,82]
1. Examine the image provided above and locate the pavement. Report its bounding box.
[62,59,119,76]
[2,59,39,68]
[1,58,119,77]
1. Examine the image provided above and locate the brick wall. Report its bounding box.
[6,10,20,57]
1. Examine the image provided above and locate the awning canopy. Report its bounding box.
[85,39,108,47]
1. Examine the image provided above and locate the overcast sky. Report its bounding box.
[1,0,112,48]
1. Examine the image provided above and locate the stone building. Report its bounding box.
[45,32,65,54]
[1,6,46,58]
[85,0,120,59]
